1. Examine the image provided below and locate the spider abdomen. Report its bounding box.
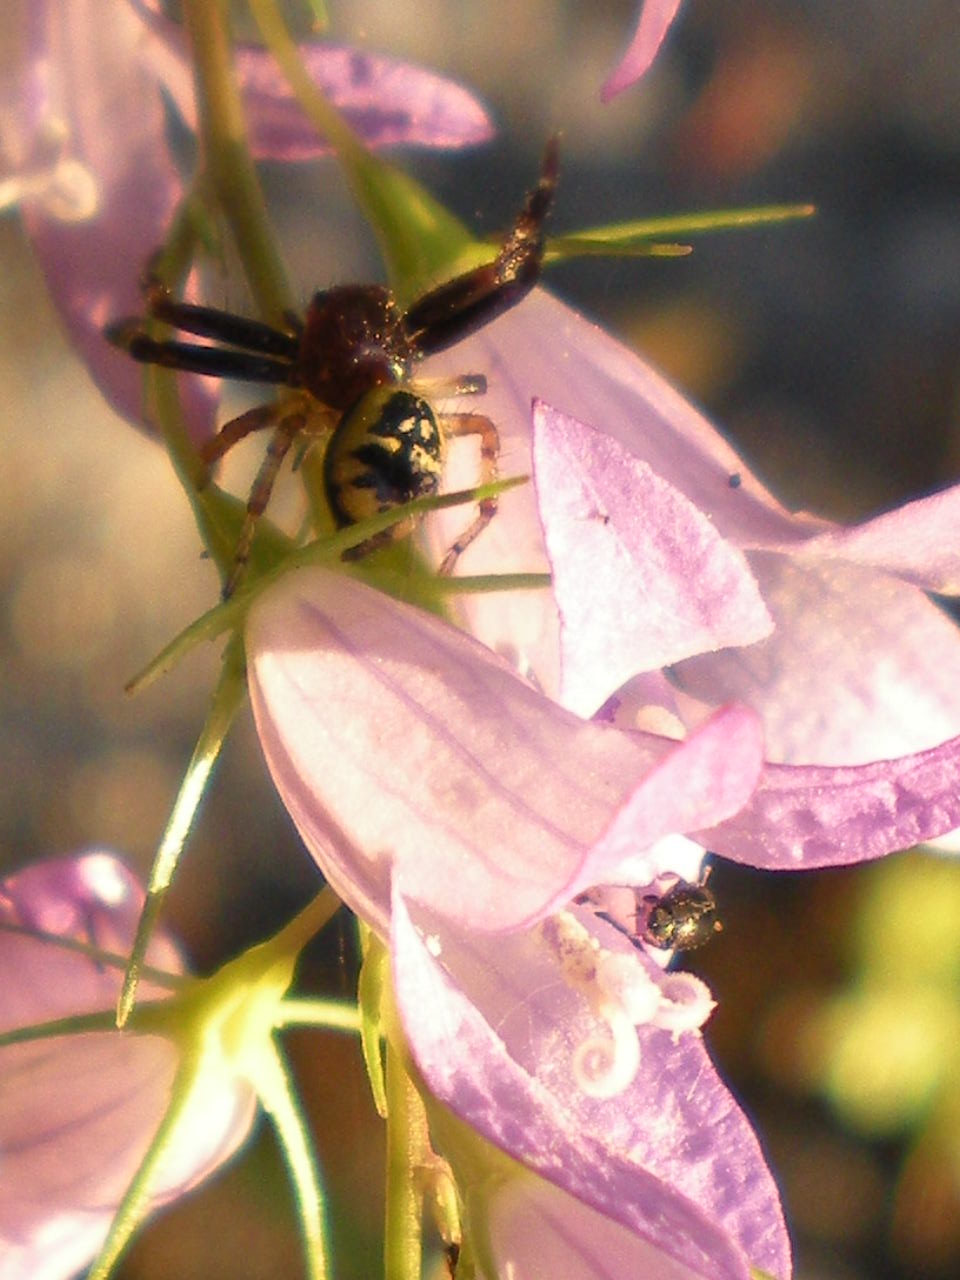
[324,387,445,532]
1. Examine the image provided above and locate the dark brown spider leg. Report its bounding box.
[135,266,302,355]
[143,291,302,357]
[105,324,296,384]
[402,136,559,356]
[198,401,283,478]
[436,412,500,575]
[222,413,306,598]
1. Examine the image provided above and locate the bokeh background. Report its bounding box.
[2,1,960,1277]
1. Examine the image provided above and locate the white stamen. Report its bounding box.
[572,1009,641,1099]
[654,971,716,1035]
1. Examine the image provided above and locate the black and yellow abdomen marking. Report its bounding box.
[324,386,445,534]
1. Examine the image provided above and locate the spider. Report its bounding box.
[107,139,559,597]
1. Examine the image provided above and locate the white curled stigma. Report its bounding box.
[539,911,716,1100]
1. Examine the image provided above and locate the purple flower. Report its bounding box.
[11,0,493,440]
[392,894,789,1280]
[421,292,960,796]
[245,567,786,1274]
[244,292,960,1276]
[0,853,255,1280]
[601,1,684,101]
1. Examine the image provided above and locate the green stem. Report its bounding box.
[384,1037,428,1280]
[86,1054,204,1280]
[275,997,362,1033]
[264,885,344,963]
[182,0,294,320]
[247,0,473,299]
[117,635,248,1027]
[254,1040,332,1280]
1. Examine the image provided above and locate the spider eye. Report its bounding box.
[324,387,444,529]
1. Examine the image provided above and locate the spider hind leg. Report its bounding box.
[437,411,501,575]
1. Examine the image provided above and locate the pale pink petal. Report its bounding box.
[392,895,789,1279]
[424,291,824,695]
[246,569,764,933]
[487,1178,737,1280]
[21,0,216,440]
[0,854,256,1279]
[533,402,772,717]
[572,705,764,895]
[790,483,960,595]
[699,730,960,870]
[673,554,960,766]
[601,1,685,101]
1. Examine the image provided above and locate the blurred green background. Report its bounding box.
[2,2,959,1278]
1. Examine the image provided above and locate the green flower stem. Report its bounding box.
[250,1039,332,1280]
[261,885,344,965]
[182,0,294,321]
[275,997,362,1033]
[117,634,248,1028]
[384,1037,430,1280]
[247,0,475,301]
[86,1053,206,1280]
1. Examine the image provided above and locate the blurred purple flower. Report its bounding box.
[601,0,684,101]
[10,0,493,441]
[0,852,255,1280]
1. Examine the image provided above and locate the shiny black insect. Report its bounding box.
[577,875,723,954]
[107,141,558,596]
[641,879,723,951]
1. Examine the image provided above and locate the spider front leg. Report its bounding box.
[402,136,559,357]
[437,412,501,576]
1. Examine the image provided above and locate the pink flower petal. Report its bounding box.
[246,569,764,933]
[601,1,685,101]
[791,483,960,595]
[392,894,789,1279]
[699,729,960,870]
[533,402,772,717]
[574,704,764,893]
[21,0,216,441]
[423,291,823,698]
[0,854,256,1279]
[673,553,960,765]
[134,0,494,158]
[0,852,182,1028]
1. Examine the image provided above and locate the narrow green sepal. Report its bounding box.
[358,932,389,1118]
[545,237,692,262]
[544,202,816,254]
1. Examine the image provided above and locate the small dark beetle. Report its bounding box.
[641,880,723,951]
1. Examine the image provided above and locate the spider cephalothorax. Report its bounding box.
[108,140,558,596]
